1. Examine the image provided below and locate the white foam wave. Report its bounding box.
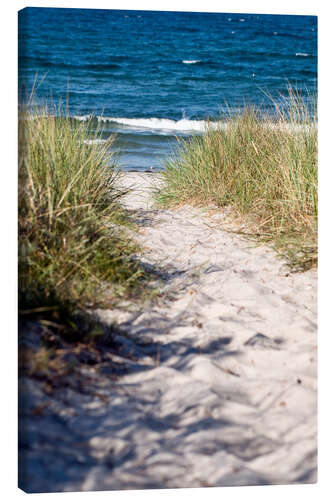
[84,138,107,145]
[296,52,309,57]
[182,60,201,64]
[74,116,316,135]
[73,114,91,121]
[96,116,221,132]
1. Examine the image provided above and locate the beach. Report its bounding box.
[18,8,318,493]
[19,172,317,492]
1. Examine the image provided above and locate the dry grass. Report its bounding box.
[18,103,146,335]
[155,89,317,271]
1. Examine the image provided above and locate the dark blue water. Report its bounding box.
[18,8,317,171]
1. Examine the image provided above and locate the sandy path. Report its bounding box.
[19,172,317,492]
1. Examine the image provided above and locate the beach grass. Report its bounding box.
[18,103,146,339]
[155,89,317,271]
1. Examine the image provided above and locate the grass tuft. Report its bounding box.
[18,103,146,337]
[155,88,317,271]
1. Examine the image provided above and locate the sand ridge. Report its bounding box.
[19,172,317,492]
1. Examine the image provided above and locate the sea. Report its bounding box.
[18,7,317,172]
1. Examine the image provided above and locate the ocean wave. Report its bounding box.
[103,117,220,132]
[74,116,221,132]
[73,115,92,121]
[296,52,310,57]
[73,116,316,135]
[182,60,201,64]
[83,138,107,145]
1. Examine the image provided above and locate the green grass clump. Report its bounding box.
[18,105,144,333]
[156,89,317,271]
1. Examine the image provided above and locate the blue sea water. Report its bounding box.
[18,7,317,171]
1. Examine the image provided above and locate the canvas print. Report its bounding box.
[18,7,317,493]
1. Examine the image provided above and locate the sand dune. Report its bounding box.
[19,172,317,492]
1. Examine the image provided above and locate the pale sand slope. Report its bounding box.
[94,173,317,487]
[19,172,317,492]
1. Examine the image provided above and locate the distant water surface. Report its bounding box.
[19,8,317,171]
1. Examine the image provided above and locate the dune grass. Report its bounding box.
[155,89,317,271]
[18,104,146,338]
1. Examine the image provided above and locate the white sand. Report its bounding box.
[19,172,317,492]
[94,172,317,488]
